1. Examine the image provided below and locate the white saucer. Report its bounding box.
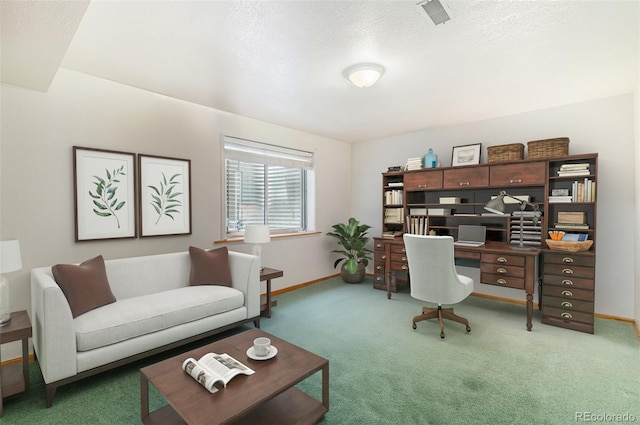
[246,345,278,360]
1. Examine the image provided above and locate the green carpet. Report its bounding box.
[2,277,638,424]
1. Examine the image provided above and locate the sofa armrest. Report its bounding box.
[31,267,78,383]
[227,252,261,319]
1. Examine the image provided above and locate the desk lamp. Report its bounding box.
[0,239,22,325]
[484,191,541,251]
[244,225,271,270]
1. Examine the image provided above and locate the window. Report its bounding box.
[223,136,314,237]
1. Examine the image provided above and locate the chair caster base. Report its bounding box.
[440,332,445,339]
[466,325,471,333]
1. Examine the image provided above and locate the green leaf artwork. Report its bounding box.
[89,166,126,229]
[148,172,183,225]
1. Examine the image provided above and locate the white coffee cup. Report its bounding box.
[253,337,271,356]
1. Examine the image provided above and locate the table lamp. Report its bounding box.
[244,225,271,270]
[0,239,22,325]
[484,191,541,251]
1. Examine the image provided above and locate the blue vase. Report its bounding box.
[423,149,437,168]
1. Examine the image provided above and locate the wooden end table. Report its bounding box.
[260,267,283,318]
[0,310,32,417]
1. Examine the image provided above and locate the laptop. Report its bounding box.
[453,225,486,247]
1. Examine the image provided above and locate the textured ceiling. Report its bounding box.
[2,1,638,143]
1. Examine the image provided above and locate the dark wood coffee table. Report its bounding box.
[140,328,329,424]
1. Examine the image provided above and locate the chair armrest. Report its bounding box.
[30,267,78,383]
[227,251,261,319]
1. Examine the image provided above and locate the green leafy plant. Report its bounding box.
[148,172,182,224]
[326,217,373,274]
[89,166,126,229]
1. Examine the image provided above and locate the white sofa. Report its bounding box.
[30,250,261,407]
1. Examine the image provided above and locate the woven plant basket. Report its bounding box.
[487,143,524,163]
[527,137,569,159]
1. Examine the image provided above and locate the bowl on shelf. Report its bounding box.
[545,239,593,252]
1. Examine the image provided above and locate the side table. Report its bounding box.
[260,267,283,318]
[0,310,32,417]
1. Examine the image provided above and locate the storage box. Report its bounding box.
[558,211,586,224]
[527,137,569,159]
[487,143,524,163]
[545,239,593,252]
[428,208,451,216]
[439,197,461,204]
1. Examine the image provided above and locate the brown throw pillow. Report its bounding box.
[189,246,232,287]
[52,255,116,318]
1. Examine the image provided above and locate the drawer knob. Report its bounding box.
[562,268,574,275]
[561,301,573,308]
[401,256,407,261]
[401,248,406,253]
[418,184,428,188]
[459,182,470,186]
[376,265,382,271]
[402,265,408,270]
[561,290,574,297]
[561,312,573,319]
[562,257,574,264]
[509,179,522,184]
[497,268,508,274]
[497,257,507,263]
[381,255,387,260]
[561,279,574,286]
[376,243,382,248]
[497,279,507,285]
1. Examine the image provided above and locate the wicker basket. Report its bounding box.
[545,239,593,252]
[527,137,569,159]
[487,143,524,163]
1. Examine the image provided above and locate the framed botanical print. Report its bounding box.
[73,147,137,241]
[451,143,482,167]
[139,154,191,237]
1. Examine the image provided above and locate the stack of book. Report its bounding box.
[571,179,596,202]
[557,163,590,176]
[384,208,404,224]
[406,157,422,171]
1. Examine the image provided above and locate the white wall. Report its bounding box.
[352,94,637,319]
[0,69,353,358]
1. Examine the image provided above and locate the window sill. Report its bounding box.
[214,231,322,244]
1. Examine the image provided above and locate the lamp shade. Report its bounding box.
[484,195,506,215]
[343,63,385,88]
[0,239,22,273]
[244,225,271,244]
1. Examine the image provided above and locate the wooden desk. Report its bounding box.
[376,238,540,331]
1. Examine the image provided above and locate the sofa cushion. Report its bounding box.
[188,246,232,287]
[74,285,244,351]
[52,255,117,318]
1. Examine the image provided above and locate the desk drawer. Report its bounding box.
[480,263,524,278]
[544,264,594,279]
[374,272,386,286]
[544,252,594,268]
[543,285,593,302]
[391,252,408,264]
[543,275,594,290]
[481,253,525,267]
[481,273,524,289]
[542,295,593,314]
[374,261,385,274]
[390,244,407,254]
[374,251,387,262]
[543,306,594,324]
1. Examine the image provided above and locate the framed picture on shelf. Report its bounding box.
[451,143,482,167]
[138,154,191,237]
[73,146,137,241]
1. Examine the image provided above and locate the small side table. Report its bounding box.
[260,267,283,318]
[0,310,32,417]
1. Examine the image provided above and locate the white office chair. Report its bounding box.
[403,234,473,338]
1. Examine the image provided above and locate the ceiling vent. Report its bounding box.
[417,0,453,25]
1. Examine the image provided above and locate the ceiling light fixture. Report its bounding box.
[343,63,385,88]
[417,0,453,26]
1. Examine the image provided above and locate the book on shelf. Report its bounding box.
[561,233,589,241]
[427,208,451,216]
[571,179,596,202]
[554,223,590,230]
[406,215,428,235]
[387,181,404,187]
[548,195,573,203]
[182,353,255,394]
[384,208,404,224]
[382,230,403,239]
[406,157,422,171]
[453,213,479,217]
[384,189,403,205]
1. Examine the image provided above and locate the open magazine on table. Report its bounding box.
[182,353,255,393]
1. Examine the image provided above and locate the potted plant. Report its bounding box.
[327,217,373,283]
